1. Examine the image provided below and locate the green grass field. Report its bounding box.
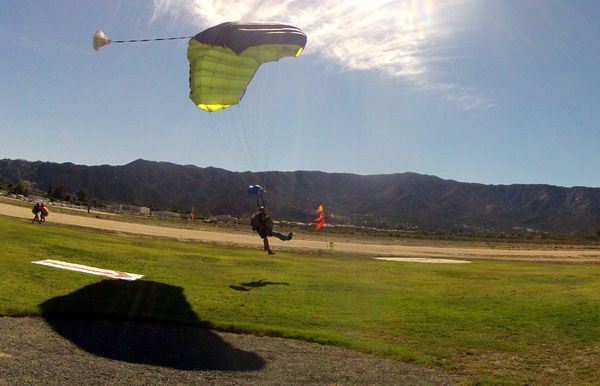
[1,214,599,385]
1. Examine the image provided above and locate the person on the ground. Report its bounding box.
[39,203,49,223]
[251,206,293,255]
[31,202,41,223]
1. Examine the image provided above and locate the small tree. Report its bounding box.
[8,180,30,196]
[47,182,69,201]
[75,188,90,205]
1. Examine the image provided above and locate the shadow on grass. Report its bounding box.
[230,285,251,292]
[230,279,289,291]
[40,279,265,371]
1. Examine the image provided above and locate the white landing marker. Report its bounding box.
[32,259,143,281]
[375,257,471,264]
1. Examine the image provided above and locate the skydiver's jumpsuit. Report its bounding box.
[251,211,292,241]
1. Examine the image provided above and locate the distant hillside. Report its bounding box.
[2,158,600,234]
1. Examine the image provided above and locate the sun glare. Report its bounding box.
[152,0,489,110]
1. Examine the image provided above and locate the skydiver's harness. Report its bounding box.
[251,211,273,238]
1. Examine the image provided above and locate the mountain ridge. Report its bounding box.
[1,158,599,234]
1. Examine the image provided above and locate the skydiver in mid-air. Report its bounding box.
[251,206,293,255]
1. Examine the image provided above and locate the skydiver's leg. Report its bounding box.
[259,231,268,249]
[272,231,293,241]
[263,237,275,254]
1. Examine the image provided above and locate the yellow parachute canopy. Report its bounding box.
[187,22,307,112]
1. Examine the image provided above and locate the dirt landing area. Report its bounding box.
[2,202,600,263]
[375,257,471,264]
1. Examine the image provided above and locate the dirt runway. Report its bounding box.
[2,201,600,263]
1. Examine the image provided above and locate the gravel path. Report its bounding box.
[0,317,460,385]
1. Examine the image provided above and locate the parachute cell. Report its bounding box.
[187,22,307,112]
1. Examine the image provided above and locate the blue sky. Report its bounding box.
[1,0,600,187]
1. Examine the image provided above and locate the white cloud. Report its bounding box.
[152,0,492,110]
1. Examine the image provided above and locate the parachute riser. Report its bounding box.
[257,190,266,209]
